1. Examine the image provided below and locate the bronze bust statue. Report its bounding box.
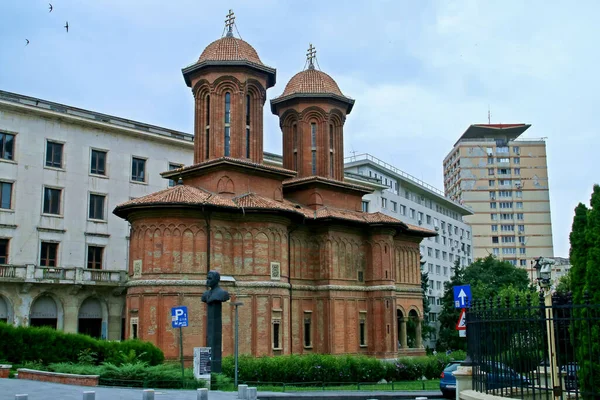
[202,271,230,304]
[201,270,229,373]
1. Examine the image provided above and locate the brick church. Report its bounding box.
[113,12,434,361]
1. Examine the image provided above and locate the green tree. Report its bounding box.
[436,260,465,351]
[569,202,589,304]
[436,256,529,352]
[420,266,435,343]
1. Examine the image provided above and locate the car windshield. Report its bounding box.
[445,362,462,372]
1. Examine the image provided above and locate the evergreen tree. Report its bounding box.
[436,260,465,351]
[569,202,589,304]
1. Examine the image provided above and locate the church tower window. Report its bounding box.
[246,94,251,158]
[311,122,317,175]
[224,92,231,157]
[205,95,210,159]
[293,123,298,170]
[329,124,334,177]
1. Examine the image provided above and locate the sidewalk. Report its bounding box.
[0,380,444,400]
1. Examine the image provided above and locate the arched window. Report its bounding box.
[293,123,298,170]
[224,92,231,157]
[205,95,210,159]
[246,94,251,158]
[311,122,317,175]
[329,124,334,177]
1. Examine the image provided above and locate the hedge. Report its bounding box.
[0,322,164,366]
[221,352,465,383]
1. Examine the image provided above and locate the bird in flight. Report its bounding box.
[25,39,30,46]
[49,3,53,12]
[64,21,69,32]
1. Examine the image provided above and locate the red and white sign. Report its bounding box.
[456,308,466,330]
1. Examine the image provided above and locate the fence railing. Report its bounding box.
[0,264,127,286]
[466,292,600,399]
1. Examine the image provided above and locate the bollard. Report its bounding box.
[247,387,257,400]
[238,384,248,399]
[15,396,28,400]
[196,388,208,400]
[142,389,155,400]
[82,391,96,400]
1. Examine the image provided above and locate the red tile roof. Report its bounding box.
[283,175,372,193]
[279,68,344,97]
[114,187,436,237]
[161,157,297,179]
[198,37,263,66]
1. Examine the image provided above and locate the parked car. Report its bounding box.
[561,363,579,391]
[480,362,531,390]
[440,361,463,399]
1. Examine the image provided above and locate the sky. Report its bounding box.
[1,0,598,258]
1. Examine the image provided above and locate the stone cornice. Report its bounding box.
[126,279,419,293]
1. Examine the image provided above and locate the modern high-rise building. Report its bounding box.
[443,124,554,277]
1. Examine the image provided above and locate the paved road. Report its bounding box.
[0,380,237,400]
[0,380,444,400]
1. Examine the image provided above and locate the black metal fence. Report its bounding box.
[466,292,599,399]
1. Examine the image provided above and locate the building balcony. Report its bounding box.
[0,264,127,287]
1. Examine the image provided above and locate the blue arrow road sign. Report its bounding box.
[453,285,472,308]
[171,306,188,328]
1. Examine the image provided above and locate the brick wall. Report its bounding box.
[17,369,99,386]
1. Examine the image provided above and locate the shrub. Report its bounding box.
[222,353,451,384]
[0,323,163,366]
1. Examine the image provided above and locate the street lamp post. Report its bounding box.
[534,257,560,399]
[232,301,244,388]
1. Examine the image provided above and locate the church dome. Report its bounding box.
[280,68,344,97]
[198,36,264,66]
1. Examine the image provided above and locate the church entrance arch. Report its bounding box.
[78,298,103,338]
[30,295,58,328]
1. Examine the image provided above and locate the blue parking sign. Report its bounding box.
[453,285,472,308]
[171,306,188,328]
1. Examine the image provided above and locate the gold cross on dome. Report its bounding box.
[306,43,317,65]
[225,9,235,30]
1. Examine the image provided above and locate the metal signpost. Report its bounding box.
[231,301,244,388]
[171,306,189,388]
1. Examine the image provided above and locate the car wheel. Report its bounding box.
[441,389,455,399]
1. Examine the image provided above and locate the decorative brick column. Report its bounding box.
[0,365,11,378]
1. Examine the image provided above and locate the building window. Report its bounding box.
[516,201,523,209]
[493,248,499,256]
[89,194,106,220]
[90,149,107,175]
[205,95,210,159]
[514,157,520,164]
[46,141,64,168]
[87,246,103,269]
[0,181,13,209]
[489,191,496,200]
[246,94,251,159]
[400,205,406,215]
[435,249,440,259]
[518,224,525,232]
[500,201,513,209]
[168,163,183,187]
[488,168,494,175]
[409,208,415,219]
[513,146,520,154]
[516,190,523,198]
[490,202,497,209]
[436,265,441,274]
[487,156,494,164]
[292,123,298,170]
[359,313,367,346]
[492,236,499,244]
[502,236,516,243]
[517,213,524,220]
[311,122,317,175]
[391,201,397,212]
[40,242,58,267]
[426,215,432,224]
[0,238,8,264]
[514,168,521,175]
[43,187,62,215]
[130,317,139,339]
[427,247,433,257]
[488,180,495,187]
[224,92,232,157]
[272,319,281,349]
[491,213,498,220]
[0,132,15,161]
[381,197,387,208]
[361,201,369,213]
[304,313,312,348]
[131,157,146,182]
[520,259,527,266]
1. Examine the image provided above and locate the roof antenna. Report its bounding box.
[488,105,491,124]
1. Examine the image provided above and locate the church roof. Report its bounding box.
[198,36,264,66]
[281,68,344,97]
[161,157,297,180]
[283,175,372,194]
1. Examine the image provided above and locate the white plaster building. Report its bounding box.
[0,90,193,339]
[344,154,474,349]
